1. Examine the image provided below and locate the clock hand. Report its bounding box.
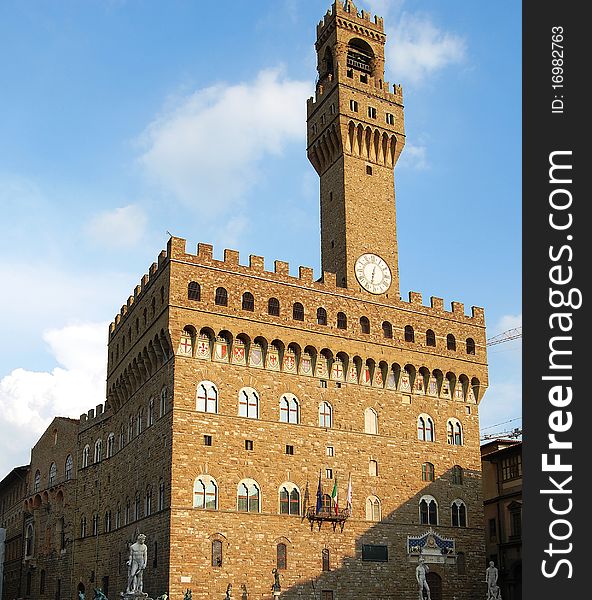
[371,266,377,283]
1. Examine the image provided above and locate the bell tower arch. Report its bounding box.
[306,1,405,297]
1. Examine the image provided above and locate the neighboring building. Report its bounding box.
[1,2,490,599]
[481,439,522,600]
[19,417,79,600]
[0,465,29,600]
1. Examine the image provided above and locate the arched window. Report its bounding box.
[92,513,99,536]
[237,479,260,513]
[268,297,280,316]
[277,543,287,570]
[193,475,217,510]
[196,381,218,413]
[293,302,305,321]
[466,338,476,355]
[405,325,415,342]
[212,540,223,567]
[451,499,467,527]
[105,510,112,533]
[422,462,435,482]
[366,496,381,521]
[457,551,466,575]
[34,469,41,492]
[80,515,87,538]
[239,387,259,419]
[119,424,125,450]
[279,483,301,515]
[145,486,152,516]
[159,387,168,417]
[49,462,57,486]
[242,292,254,311]
[364,407,378,434]
[25,522,34,556]
[382,321,393,338]
[426,329,436,346]
[452,465,464,485]
[65,455,73,481]
[447,419,463,445]
[148,397,155,426]
[280,394,299,424]
[360,316,370,334]
[337,312,347,329]
[107,433,115,458]
[369,459,378,477]
[319,402,332,428]
[135,492,141,520]
[317,307,327,325]
[82,446,90,468]
[125,498,131,524]
[158,479,165,511]
[128,414,134,441]
[136,407,144,435]
[322,548,330,571]
[417,415,435,442]
[447,334,457,351]
[419,495,438,525]
[116,504,121,529]
[215,287,228,306]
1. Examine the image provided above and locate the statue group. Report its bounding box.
[486,561,502,600]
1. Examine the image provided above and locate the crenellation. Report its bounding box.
[274,259,290,276]
[471,306,485,323]
[149,261,158,276]
[141,273,150,289]
[321,270,337,288]
[134,284,141,299]
[409,291,422,305]
[298,265,314,283]
[452,301,465,316]
[224,248,240,265]
[127,295,134,309]
[249,255,265,270]
[431,296,444,311]
[197,242,213,259]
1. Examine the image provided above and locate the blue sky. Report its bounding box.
[0,0,521,476]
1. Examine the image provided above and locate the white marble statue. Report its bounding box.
[126,533,148,594]
[486,561,499,599]
[416,556,431,600]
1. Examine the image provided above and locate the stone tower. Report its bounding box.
[307,0,405,297]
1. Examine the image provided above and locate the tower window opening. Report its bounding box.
[366,165,373,175]
[368,106,377,119]
[330,103,336,114]
[347,69,353,78]
[360,74,368,83]
[347,38,374,74]
[349,99,359,112]
[386,113,395,125]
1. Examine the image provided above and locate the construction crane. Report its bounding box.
[486,326,522,346]
[480,326,523,441]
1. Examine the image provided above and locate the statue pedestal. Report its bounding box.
[120,593,152,600]
[272,593,281,599]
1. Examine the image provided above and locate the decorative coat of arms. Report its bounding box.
[399,372,411,392]
[361,365,371,386]
[414,375,425,394]
[427,376,438,397]
[373,368,384,388]
[249,343,263,368]
[196,334,211,360]
[331,359,344,382]
[315,355,329,379]
[177,333,193,357]
[231,340,246,365]
[266,346,280,371]
[299,352,313,376]
[283,350,297,373]
[347,363,358,384]
[213,337,228,362]
[385,369,397,389]
[441,380,451,399]
[454,382,465,401]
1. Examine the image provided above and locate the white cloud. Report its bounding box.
[87,204,147,247]
[138,68,312,217]
[398,143,428,170]
[0,322,108,477]
[385,12,467,86]
[494,313,522,335]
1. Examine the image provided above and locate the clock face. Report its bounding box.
[354,254,392,294]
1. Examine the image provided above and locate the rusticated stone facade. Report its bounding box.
[1,3,489,600]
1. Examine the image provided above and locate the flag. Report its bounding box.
[302,479,310,517]
[331,476,338,515]
[346,473,353,512]
[315,470,323,514]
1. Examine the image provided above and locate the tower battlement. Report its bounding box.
[317,1,385,39]
[108,236,485,338]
